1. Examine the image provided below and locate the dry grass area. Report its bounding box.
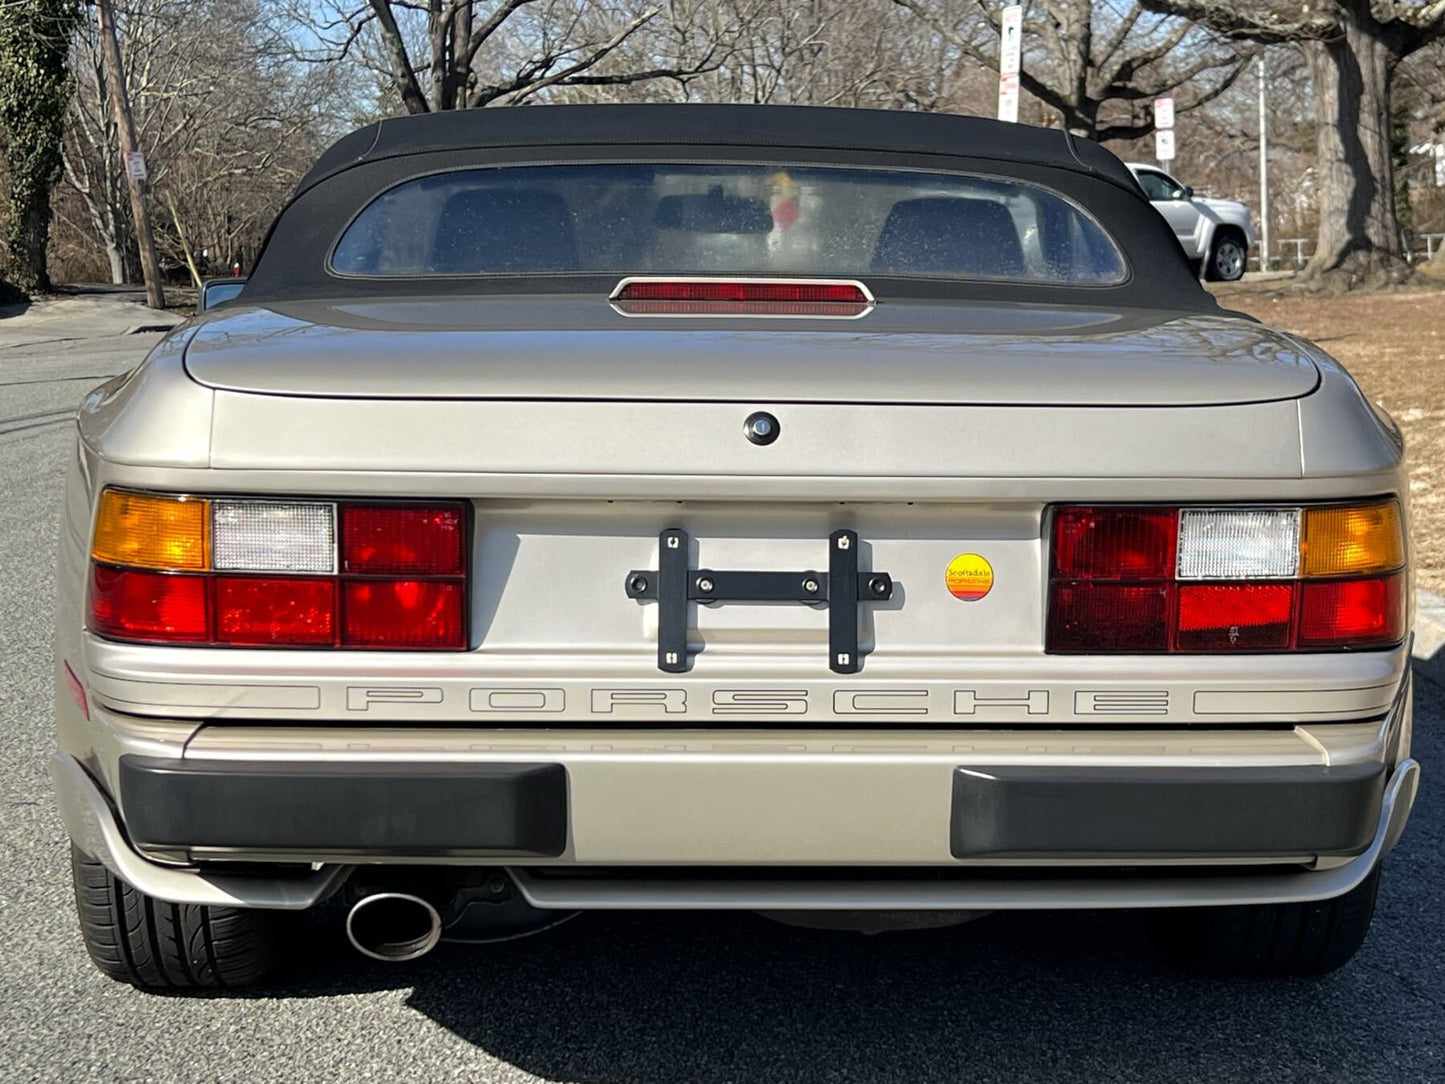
[1211,279,1445,591]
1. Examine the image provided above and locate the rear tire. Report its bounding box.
[1206,230,1248,282]
[1151,866,1380,977]
[70,843,286,991]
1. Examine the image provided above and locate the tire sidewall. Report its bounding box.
[1211,234,1247,281]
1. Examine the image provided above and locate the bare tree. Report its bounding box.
[1140,0,1445,287]
[891,0,1251,140]
[728,0,991,110]
[60,0,338,285]
[535,0,999,119]
[298,1,734,113]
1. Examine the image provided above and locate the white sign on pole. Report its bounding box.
[1000,5,1022,74]
[124,151,147,181]
[1153,96,1175,130]
[997,74,1020,123]
[997,4,1023,123]
[1154,128,1176,161]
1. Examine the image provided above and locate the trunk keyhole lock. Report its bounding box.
[744,411,780,445]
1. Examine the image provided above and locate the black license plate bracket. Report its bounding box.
[625,529,894,674]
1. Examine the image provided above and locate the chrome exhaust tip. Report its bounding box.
[346,892,443,962]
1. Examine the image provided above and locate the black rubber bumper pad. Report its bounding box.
[951,763,1385,859]
[119,757,567,856]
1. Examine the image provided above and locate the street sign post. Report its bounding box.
[1258,59,1271,271]
[997,5,1022,123]
[1153,96,1176,165]
[1153,96,1175,131]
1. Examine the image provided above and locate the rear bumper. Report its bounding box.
[113,753,1386,862]
[52,750,1420,912]
[951,762,1385,858]
[54,665,1417,910]
[119,758,569,856]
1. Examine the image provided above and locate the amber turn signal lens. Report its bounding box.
[91,490,209,571]
[1301,501,1404,578]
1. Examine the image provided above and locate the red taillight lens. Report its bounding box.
[611,279,872,316]
[1048,503,1407,654]
[1175,583,1295,651]
[88,566,209,643]
[1298,574,1405,648]
[615,280,869,304]
[1046,582,1171,652]
[88,493,469,651]
[214,577,336,646]
[342,505,465,575]
[343,580,464,649]
[1051,507,1177,580]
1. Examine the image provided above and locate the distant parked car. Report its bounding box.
[1127,163,1255,282]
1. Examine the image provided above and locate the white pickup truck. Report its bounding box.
[1127,163,1256,282]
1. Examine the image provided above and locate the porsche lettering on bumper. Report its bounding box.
[343,684,1126,717]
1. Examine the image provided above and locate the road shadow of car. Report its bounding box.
[229,665,1444,1082]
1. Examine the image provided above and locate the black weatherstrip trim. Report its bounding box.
[119,757,567,856]
[950,763,1384,859]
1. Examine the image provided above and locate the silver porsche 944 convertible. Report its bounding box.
[53,105,1419,990]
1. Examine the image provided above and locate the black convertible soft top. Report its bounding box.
[244,103,1216,312]
[297,104,1139,196]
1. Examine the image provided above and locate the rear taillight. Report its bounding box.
[342,505,466,575]
[610,277,873,317]
[1046,501,1405,653]
[87,490,467,649]
[89,566,210,642]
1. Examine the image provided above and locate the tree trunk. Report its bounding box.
[100,200,128,283]
[0,0,76,295]
[8,198,52,294]
[105,243,125,284]
[1302,4,1413,288]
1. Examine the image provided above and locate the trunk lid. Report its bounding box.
[183,296,1319,407]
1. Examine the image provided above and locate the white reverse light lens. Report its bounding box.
[1177,508,1300,580]
[212,501,336,573]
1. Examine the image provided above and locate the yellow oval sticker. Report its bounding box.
[945,553,993,602]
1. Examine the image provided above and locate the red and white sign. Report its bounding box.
[997,73,1020,124]
[1153,96,1175,130]
[997,5,1023,123]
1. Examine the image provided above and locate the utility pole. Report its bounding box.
[1258,54,1271,274]
[95,0,164,310]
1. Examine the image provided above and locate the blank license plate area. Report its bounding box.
[470,502,1043,660]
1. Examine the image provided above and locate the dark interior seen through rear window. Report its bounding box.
[330,163,1128,285]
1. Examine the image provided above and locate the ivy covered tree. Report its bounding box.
[0,0,81,294]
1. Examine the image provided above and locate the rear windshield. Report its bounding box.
[330,163,1127,285]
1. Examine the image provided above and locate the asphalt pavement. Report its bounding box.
[1,295,1441,1082]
